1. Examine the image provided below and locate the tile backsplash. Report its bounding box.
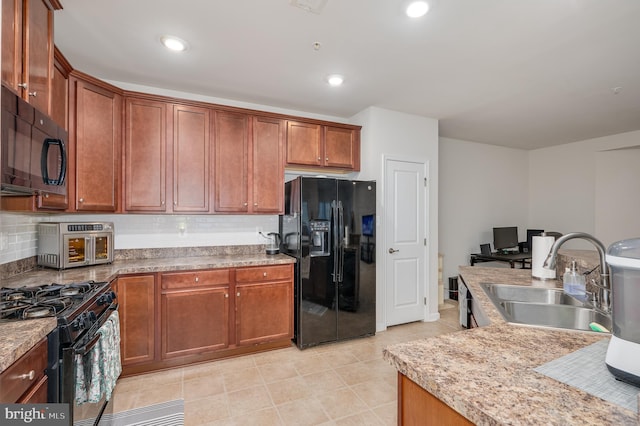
[0,212,278,266]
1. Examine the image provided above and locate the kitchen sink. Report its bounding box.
[480,283,584,306]
[498,301,612,332]
[479,283,611,332]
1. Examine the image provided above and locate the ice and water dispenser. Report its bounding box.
[309,219,330,256]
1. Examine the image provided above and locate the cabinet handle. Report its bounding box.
[29,91,37,97]
[79,198,84,203]
[18,370,35,380]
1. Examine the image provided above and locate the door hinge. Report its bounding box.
[424,238,427,246]
[424,177,427,187]
[424,297,427,305]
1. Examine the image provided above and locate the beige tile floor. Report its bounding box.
[107,301,461,425]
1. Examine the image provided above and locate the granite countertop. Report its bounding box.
[383,266,639,425]
[0,253,295,374]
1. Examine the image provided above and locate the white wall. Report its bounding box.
[351,107,439,330]
[528,130,640,248]
[439,138,529,284]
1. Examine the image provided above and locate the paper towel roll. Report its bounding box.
[532,235,556,279]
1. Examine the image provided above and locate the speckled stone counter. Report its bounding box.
[0,251,295,374]
[383,266,639,425]
[0,318,57,372]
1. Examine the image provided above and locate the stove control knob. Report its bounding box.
[97,291,116,306]
[74,313,88,331]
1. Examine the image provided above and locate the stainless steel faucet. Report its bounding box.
[542,232,611,313]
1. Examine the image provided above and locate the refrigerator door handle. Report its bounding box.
[337,201,345,283]
[331,200,339,282]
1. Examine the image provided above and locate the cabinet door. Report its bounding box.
[324,126,359,170]
[214,111,248,212]
[51,48,71,130]
[172,104,210,212]
[125,97,167,211]
[236,280,293,346]
[161,286,230,358]
[285,120,322,167]
[72,77,121,212]
[252,116,284,214]
[24,0,53,113]
[117,275,156,366]
[1,0,23,90]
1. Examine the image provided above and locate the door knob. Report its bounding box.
[388,248,399,254]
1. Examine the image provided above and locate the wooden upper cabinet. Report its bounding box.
[286,120,360,172]
[1,0,59,114]
[252,116,284,214]
[172,104,210,213]
[124,97,167,212]
[214,112,284,214]
[324,125,360,170]
[69,72,122,212]
[214,110,249,212]
[286,121,322,166]
[50,47,71,130]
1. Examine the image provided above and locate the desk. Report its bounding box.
[470,252,531,269]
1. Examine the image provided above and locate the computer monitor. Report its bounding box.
[493,227,518,251]
[526,229,545,252]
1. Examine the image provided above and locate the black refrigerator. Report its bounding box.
[279,176,376,349]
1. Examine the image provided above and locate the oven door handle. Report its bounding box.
[75,333,101,356]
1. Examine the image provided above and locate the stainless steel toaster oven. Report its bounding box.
[37,222,114,269]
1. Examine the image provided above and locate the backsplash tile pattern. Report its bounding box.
[0,212,279,266]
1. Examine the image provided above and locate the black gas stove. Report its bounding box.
[1,280,118,423]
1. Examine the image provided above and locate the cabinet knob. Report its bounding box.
[225,293,229,298]
[317,157,321,161]
[18,370,35,380]
[161,201,165,205]
[17,83,27,89]
[195,276,199,282]
[44,193,49,198]
[28,91,37,97]
[174,201,177,206]
[79,198,84,203]
[263,272,267,277]
[254,203,258,206]
[237,292,240,297]
[243,202,248,206]
[326,157,329,161]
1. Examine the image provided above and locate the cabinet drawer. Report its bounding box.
[235,265,293,283]
[161,269,230,289]
[0,338,47,403]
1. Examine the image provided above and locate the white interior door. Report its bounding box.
[385,158,427,326]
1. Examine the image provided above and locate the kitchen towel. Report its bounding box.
[75,310,122,405]
[532,235,556,280]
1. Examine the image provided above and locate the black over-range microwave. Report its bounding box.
[1,84,67,197]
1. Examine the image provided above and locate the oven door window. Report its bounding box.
[93,234,112,262]
[65,236,88,265]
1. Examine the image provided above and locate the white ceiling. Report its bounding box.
[54,0,640,150]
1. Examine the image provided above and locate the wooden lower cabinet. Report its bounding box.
[398,373,473,426]
[235,265,294,346]
[0,337,48,403]
[118,264,293,377]
[117,274,156,367]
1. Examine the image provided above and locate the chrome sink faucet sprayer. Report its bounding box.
[542,232,611,313]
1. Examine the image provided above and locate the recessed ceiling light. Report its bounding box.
[160,35,188,52]
[406,1,430,18]
[327,75,344,87]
